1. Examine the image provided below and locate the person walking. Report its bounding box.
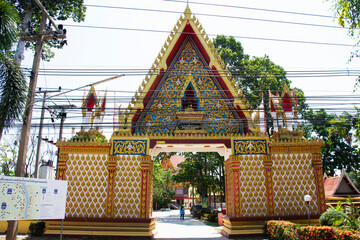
[180,206,185,220]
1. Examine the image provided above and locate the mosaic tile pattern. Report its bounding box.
[113,155,142,218]
[65,154,108,218]
[238,155,267,217]
[272,154,318,216]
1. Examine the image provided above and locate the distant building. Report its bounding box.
[161,154,195,207]
[324,170,360,208]
[324,170,360,198]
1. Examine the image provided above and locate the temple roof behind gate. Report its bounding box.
[118,5,256,136]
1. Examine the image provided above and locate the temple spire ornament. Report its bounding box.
[184,1,191,20]
[80,86,107,132]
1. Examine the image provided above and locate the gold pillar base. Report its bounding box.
[221,216,320,239]
[221,217,264,239]
[44,218,157,239]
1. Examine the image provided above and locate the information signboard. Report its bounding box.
[0,176,67,220]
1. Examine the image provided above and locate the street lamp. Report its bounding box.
[304,194,312,226]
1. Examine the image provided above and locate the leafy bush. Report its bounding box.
[192,208,212,219]
[320,209,349,226]
[192,210,200,219]
[207,213,218,223]
[298,226,337,239]
[266,220,360,240]
[266,220,297,240]
[28,221,45,237]
[299,226,360,240]
[338,230,360,239]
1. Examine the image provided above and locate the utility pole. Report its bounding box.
[48,104,76,179]
[7,1,66,239]
[6,13,47,240]
[34,88,61,179]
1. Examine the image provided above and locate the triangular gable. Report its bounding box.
[324,170,360,197]
[123,5,254,136]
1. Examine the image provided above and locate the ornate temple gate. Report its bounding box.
[45,5,327,238]
[48,131,325,238]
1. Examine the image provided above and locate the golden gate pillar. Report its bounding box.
[45,135,156,238]
[222,132,325,238]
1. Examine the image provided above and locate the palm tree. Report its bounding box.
[0,0,27,141]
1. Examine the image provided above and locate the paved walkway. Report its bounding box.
[153,209,227,240]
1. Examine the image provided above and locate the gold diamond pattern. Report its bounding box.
[272,154,318,216]
[65,154,108,218]
[113,155,141,218]
[238,155,267,217]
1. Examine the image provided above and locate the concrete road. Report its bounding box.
[153,209,227,240]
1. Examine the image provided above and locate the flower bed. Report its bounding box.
[266,220,360,240]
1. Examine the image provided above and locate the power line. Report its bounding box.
[85,4,343,29]
[163,0,334,19]
[64,24,353,47]
[22,67,360,78]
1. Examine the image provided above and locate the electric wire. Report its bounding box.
[85,4,343,29]
[63,24,353,47]
[22,67,360,78]
[14,3,360,139]
[163,0,334,19]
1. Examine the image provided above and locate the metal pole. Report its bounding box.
[34,92,47,178]
[59,107,66,141]
[34,88,61,178]
[48,104,75,179]
[307,201,311,226]
[60,219,64,240]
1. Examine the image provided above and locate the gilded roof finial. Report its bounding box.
[184,1,192,20]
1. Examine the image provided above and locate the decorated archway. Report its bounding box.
[49,5,326,239]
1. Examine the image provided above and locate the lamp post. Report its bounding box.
[304,194,312,226]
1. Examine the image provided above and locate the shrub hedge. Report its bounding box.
[192,208,218,222]
[28,221,46,237]
[266,220,298,240]
[266,220,360,240]
[320,209,349,226]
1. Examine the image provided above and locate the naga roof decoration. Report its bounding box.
[117,5,255,137]
[82,86,99,117]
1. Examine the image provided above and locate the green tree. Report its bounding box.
[348,170,360,188]
[0,134,37,176]
[0,0,27,140]
[152,163,176,210]
[212,35,248,73]
[302,109,360,175]
[0,138,17,176]
[174,152,225,205]
[213,35,306,133]
[327,0,360,88]
[329,0,360,41]
[353,107,360,141]
[6,0,86,62]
